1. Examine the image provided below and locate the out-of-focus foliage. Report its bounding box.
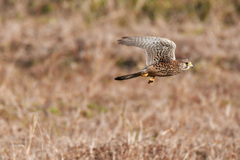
[0,0,240,24]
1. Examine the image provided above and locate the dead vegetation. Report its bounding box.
[0,0,240,159]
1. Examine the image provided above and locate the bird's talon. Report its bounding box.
[148,80,153,84]
[148,77,155,84]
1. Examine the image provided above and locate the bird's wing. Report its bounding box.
[118,36,176,66]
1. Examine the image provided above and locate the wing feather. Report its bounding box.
[118,36,176,66]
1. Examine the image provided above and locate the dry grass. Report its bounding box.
[1,1,240,159]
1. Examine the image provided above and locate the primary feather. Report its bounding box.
[118,36,176,66]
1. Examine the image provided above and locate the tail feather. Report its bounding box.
[115,72,142,81]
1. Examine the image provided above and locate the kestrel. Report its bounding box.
[115,36,193,84]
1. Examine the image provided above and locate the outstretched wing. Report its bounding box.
[118,36,176,66]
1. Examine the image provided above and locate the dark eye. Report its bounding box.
[185,62,188,65]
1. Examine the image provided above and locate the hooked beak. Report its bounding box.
[189,62,193,68]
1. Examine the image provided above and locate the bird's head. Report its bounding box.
[178,59,193,70]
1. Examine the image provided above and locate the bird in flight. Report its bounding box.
[115,36,193,84]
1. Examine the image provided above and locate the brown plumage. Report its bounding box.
[115,36,193,84]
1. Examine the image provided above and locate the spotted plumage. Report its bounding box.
[115,36,193,84]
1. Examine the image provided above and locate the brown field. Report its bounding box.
[0,1,240,159]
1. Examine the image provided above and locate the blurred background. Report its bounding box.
[0,0,240,159]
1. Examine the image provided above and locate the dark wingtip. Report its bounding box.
[117,36,129,44]
[117,39,123,44]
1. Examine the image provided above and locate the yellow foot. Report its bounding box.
[148,77,155,84]
[141,73,149,77]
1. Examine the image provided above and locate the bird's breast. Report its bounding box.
[149,62,181,76]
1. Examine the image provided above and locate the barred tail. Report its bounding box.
[115,72,142,80]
